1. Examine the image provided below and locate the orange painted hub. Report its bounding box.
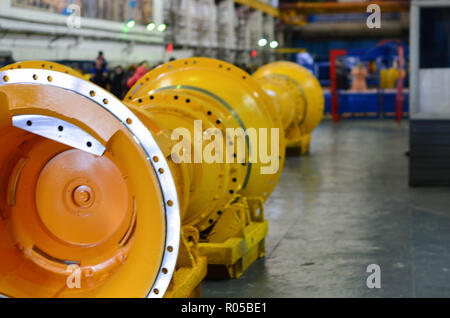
[72,185,94,208]
[0,64,174,298]
[35,149,130,246]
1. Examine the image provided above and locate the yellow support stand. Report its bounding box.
[199,197,267,279]
[165,227,207,298]
[286,133,311,156]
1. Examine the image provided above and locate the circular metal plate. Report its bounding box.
[0,68,180,298]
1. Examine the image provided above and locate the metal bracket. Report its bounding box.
[12,114,106,156]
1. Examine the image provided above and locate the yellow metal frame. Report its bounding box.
[165,227,207,298]
[198,197,267,279]
[286,134,311,156]
[233,0,280,17]
[275,48,307,54]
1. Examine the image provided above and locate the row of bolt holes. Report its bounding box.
[139,95,225,126]
[180,62,247,80]
[2,75,112,110]
[155,95,240,206]
[134,62,246,96]
[141,89,242,227]
[2,74,54,83]
[25,120,94,149]
[218,64,248,80]
[88,88,174,297]
[2,65,68,83]
[206,176,239,225]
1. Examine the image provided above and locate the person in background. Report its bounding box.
[336,59,349,90]
[125,63,137,77]
[91,58,109,89]
[110,65,126,99]
[350,62,368,91]
[126,61,150,88]
[96,51,106,67]
[3,56,14,67]
[120,64,137,96]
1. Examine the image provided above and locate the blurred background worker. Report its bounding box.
[110,65,126,99]
[96,51,106,67]
[127,61,150,88]
[336,59,349,90]
[350,63,368,91]
[91,56,109,89]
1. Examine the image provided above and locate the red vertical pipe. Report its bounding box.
[395,46,405,123]
[330,49,347,123]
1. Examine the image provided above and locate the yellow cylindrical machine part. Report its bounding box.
[253,61,325,148]
[0,58,286,298]
[126,90,246,231]
[0,62,180,298]
[125,57,286,229]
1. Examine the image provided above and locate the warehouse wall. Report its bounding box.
[0,0,177,65]
[0,36,169,66]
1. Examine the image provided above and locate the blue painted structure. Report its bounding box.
[324,90,409,119]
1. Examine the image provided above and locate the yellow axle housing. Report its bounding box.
[0,58,324,297]
[254,61,324,153]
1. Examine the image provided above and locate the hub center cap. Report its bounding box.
[73,185,94,208]
[35,149,130,245]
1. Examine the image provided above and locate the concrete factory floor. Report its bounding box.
[202,119,450,298]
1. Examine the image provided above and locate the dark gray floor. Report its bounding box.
[203,119,450,298]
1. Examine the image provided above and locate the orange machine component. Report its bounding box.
[0,58,324,297]
[0,62,180,297]
[0,57,287,297]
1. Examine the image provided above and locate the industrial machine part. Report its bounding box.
[164,226,207,298]
[125,57,285,278]
[0,57,287,297]
[254,61,324,155]
[125,57,286,227]
[3,60,84,78]
[0,61,180,297]
[0,58,323,297]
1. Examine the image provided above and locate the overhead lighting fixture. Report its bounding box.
[157,24,167,32]
[258,38,268,47]
[126,19,136,29]
[269,41,279,49]
[146,22,156,31]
